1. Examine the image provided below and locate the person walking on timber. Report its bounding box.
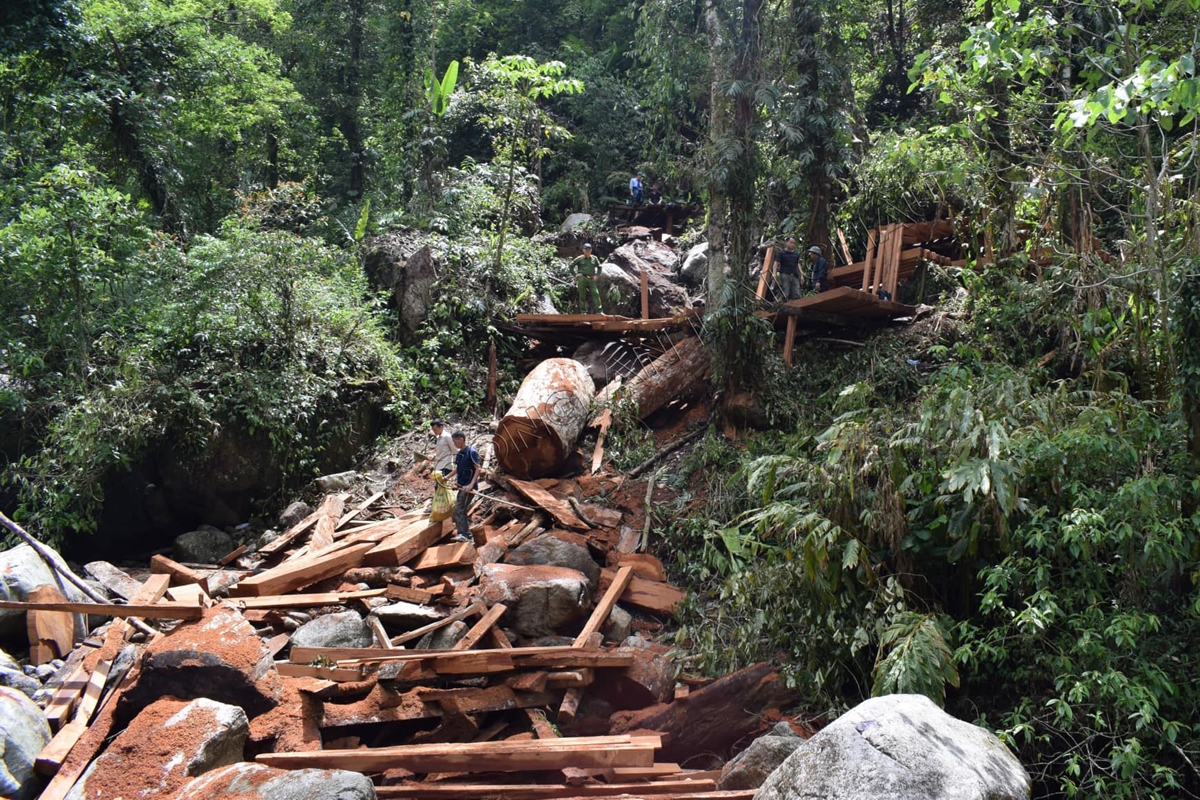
[570,243,602,313]
[808,245,829,293]
[775,237,802,301]
[451,431,482,542]
[430,419,455,477]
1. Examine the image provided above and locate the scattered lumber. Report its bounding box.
[374,779,720,798]
[42,663,88,732]
[83,561,142,601]
[149,554,209,593]
[233,588,386,609]
[506,478,589,531]
[574,566,633,646]
[229,542,376,597]
[598,568,685,615]
[309,492,348,549]
[494,358,596,479]
[413,541,477,571]
[364,518,452,567]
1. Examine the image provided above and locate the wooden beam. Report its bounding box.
[233,588,387,609]
[861,227,877,292]
[573,566,633,647]
[364,518,452,567]
[229,542,375,597]
[755,246,777,300]
[309,493,348,550]
[275,662,363,682]
[374,779,719,799]
[506,478,589,531]
[336,490,387,531]
[836,228,853,266]
[27,585,74,665]
[256,510,321,557]
[217,544,248,566]
[412,542,476,571]
[42,663,88,732]
[557,687,583,724]
[255,734,661,774]
[0,599,203,619]
[640,269,649,320]
[452,604,508,651]
[34,660,111,776]
[149,554,208,593]
[782,314,797,368]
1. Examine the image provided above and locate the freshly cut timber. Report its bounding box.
[594,337,709,422]
[495,358,596,479]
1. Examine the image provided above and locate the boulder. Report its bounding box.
[505,532,601,588]
[0,686,50,800]
[756,694,1031,800]
[314,471,356,492]
[372,602,444,631]
[561,213,593,232]
[718,731,805,790]
[608,240,681,275]
[290,611,372,650]
[602,604,632,644]
[0,544,89,637]
[174,527,236,564]
[0,650,18,671]
[278,501,313,529]
[415,620,468,650]
[596,262,690,318]
[175,762,376,800]
[680,242,709,286]
[362,234,441,342]
[66,697,248,800]
[478,563,590,637]
[118,606,281,720]
[0,669,40,698]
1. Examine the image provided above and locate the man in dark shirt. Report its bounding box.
[775,237,802,301]
[647,183,663,205]
[451,432,482,542]
[808,246,829,293]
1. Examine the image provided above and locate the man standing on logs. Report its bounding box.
[808,245,829,293]
[452,431,482,542]
[570,243,602,314]
[775,237,802,301]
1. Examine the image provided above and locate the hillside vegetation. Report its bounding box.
[2,0,1199,796]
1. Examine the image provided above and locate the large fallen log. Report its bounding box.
[592,337,709,423]
[608,662,795,764]
[495,358,596,479]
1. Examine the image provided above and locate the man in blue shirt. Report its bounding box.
[629,172,644,205]
[775,237,802,301]
[808,246,829,293]
[451,432,482,542]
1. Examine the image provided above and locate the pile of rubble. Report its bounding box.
[0,450,796,800]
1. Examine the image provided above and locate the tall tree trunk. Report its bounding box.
[705,0,730,303]
[345,0,365,196]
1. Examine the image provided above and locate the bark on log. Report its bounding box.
[593,337,709,424]
[608,662,794,764]
[495,358,596,480]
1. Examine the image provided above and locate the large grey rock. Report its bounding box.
[174,527,235,564]
[0,686,50,800]
[372,602,444,631]
[175,762,376,800]
[561,213,593,232]
[0,669,40,698]
[479,563,589,637]
[278,501,313,529]
[718,732,805,790]
[314,471,356,492]
[291,611,372,650]
[680,242,709,285]
[571,340,642,388]
[608,239,681,274]
[415,620,468,650]
[362,234,441,343]
[0,649,19,672]
[67,697,249,800]
[595,258,690,318]
[505,533,601,588]
[0,544,89,637]
[756,694,1031,800]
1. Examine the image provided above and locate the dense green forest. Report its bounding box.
[3,0,1200,796]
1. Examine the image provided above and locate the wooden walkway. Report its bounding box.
[771,288,918,366]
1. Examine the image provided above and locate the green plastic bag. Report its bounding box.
[430,471,454,522]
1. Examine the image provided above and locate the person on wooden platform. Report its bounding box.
[647,182,663,205]
[570,243,602,313]
[808,245,829,293]
[775,237,803,301]
[451,431,482,542]
[629,171,644,204]
[430,419,455,477]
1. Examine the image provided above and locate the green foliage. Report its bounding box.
[872,612,959,705]
[425,60,460,118]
